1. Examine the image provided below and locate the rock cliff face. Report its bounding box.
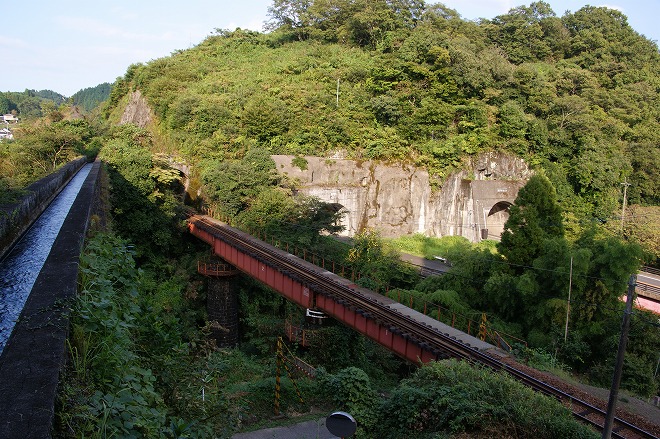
[273,152,531,242]
[119,90,153,128]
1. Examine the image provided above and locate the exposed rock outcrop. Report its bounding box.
[119,90,153,128]
[273,152,531,242]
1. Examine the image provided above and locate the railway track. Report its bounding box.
[636,281,660,303]
[190,215,658,439]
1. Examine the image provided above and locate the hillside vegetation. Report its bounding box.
[98,0,660,397]
[105,1,658,232]
[48,2,660,436]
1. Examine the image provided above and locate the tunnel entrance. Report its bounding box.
[484,201,513,241]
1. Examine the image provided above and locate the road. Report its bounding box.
[232,419,336,439]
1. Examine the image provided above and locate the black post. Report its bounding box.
[601,274,636,439]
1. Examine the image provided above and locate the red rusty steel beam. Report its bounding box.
[190,220,315,309]
[188,218,443,365]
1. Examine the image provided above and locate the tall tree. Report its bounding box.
[266,0,313,40]
[498,174,564,266]
[484,1,556,63]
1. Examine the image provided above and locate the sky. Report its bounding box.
[1,1,658,97]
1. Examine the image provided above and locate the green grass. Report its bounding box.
[386,233,498,260]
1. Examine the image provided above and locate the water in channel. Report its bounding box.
[0,163,92,355]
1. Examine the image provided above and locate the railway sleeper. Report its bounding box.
[577,409,593,417]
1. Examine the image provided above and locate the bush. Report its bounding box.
[372,360,598,439]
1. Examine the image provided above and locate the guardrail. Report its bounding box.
[636,281,660,302]
[641,266,660,276]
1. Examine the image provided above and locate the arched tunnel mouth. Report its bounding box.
[488,201,512,217]
[484,201,513,240]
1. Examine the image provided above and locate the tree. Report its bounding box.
[485,1,556,63]
[202,148,280,216]
[624,205,660,263]
[266,0,313,40]
[15,119,91,174]
[236,190,344,246]
[0,94,11,114]
[498,174,564,266]
[99,125,182,254]
[374,360,598,438]
[347,229,418,289]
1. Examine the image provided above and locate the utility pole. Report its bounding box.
[601,275,636,439]
[336,78,340,108]
[620,178,631,234]
[564,255,573,342]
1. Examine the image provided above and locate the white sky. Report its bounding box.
[1,1,657,96]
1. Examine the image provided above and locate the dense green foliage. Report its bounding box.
[50,0,660,435]
[0,89,66,118]
[0,118,101,204]
[98,125,185,257]
[105,1,658,221]
[389,174,658,396]
[374,360,598,438]
[72,83,112,113]
[96,0,660,274]
[53,134,611,437]
[59,233,597,438]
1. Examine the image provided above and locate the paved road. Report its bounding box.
[232,419,336,439]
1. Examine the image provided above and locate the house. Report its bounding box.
[1,114,18,124]
[0,127,13,140]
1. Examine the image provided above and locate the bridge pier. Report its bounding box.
[198,260,240,347]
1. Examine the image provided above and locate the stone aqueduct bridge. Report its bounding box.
[272,152,531,242]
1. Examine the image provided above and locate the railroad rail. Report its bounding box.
[188,215,658,439]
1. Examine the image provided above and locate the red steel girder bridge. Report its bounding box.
[188,214,658,439]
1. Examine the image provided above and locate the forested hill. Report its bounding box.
[1,83,111,117]
[104,1,659,234]
[71,83,112,113]
[0,89,67,118]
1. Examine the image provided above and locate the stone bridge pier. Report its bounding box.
[198,259,240,347]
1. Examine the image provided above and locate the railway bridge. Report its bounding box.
[189,214,496,364]
[188,214,657,439]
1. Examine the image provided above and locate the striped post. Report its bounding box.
[479,313,488,341]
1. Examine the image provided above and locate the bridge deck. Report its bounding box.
[385,303,496,352]
[188,215,500,364]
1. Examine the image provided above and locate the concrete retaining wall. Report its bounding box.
[0,157,88,260]
[272,153,531,242]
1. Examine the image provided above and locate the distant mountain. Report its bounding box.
[33,89,67,104]
[71,83,112,113]
[0,83,112,117]
[0,89,66,118]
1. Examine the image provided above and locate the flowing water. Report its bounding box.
[0,163,92,354]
